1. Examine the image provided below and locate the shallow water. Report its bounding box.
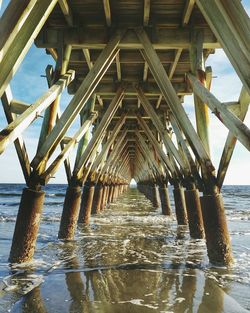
[0,184,249,312]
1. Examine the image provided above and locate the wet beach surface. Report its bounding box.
[0,184,250,312]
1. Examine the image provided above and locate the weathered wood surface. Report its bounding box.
[0,0,59,98]
[0,71,74,155]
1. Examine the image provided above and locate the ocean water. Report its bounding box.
[0,184,249,313]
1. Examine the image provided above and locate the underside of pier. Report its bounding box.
[0,0,250,266]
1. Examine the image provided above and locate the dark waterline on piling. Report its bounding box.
[0,185,249,312]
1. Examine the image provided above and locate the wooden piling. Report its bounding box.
[9,188,45,263]
[201,194,233,265]
[58,186,82,240]
[173,185,188,225]
[159,183,172,215]
[184,188,205,238]
[78,181,95,224]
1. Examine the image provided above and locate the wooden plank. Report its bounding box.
[35,27,220,50]
[187,73,250,151]
[73,86,125,178]
[103,0,111,27]
[58,0,73,26]
[0,0,59,99]
[143,0,150,26]
[31,31,123,171]
[1,86,31,183]
[182,0,195,26]
[135,28,215,178]
[196,0,250,95]
[217,87,250,188]
[40,112,97,184]
[0,70,74,155]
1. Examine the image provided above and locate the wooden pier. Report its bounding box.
[0,0,250,266]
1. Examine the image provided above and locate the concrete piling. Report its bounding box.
[9,188,45,263]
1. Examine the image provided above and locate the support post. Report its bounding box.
[159,183,172,215]
[94,183,104,214]
[9,188,45,263]
[151,182,160,208]
[201,194,233,265]
[58,186,82,240]
[184,187,205,238]
[78,181,96,224]
[173,184,188,225]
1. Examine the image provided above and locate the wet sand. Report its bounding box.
[0,186,249,312]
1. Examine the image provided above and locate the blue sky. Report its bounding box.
[0,1,249,185]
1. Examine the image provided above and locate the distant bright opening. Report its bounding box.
[130,179,137,187]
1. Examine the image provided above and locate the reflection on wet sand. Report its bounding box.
[20,287,47,313]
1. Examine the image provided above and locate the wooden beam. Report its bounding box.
[41,112,97,184]
[82,48,104,107]
[102,0,111,27]
[10,99,30,115]
[135,28,215,178]
[73,86,126,178]
[74,96,96,169]
[58,0,73,26]
[182,0,195,26]
[190,29,210,155]
[196,0,250,95]
[0,0,59,99]
[136,131,166,178]
[68,80,191,97]
[0,70,74,155]
[116,52,122,81]
[143,62,149,82]
[100,133,127,175]
[1,86,31,183]
[136,86,189,174]
[91,115,126,173]
[137,115,176,177]
[217,87,250,188]
[31,31,123,171]
[35,27,220,50]
[143,0,150,26]
[0,0,37,62]
[168,49,182,80]
[187,73,250,151]
[156,95,162,109]
[38,45,72,152]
